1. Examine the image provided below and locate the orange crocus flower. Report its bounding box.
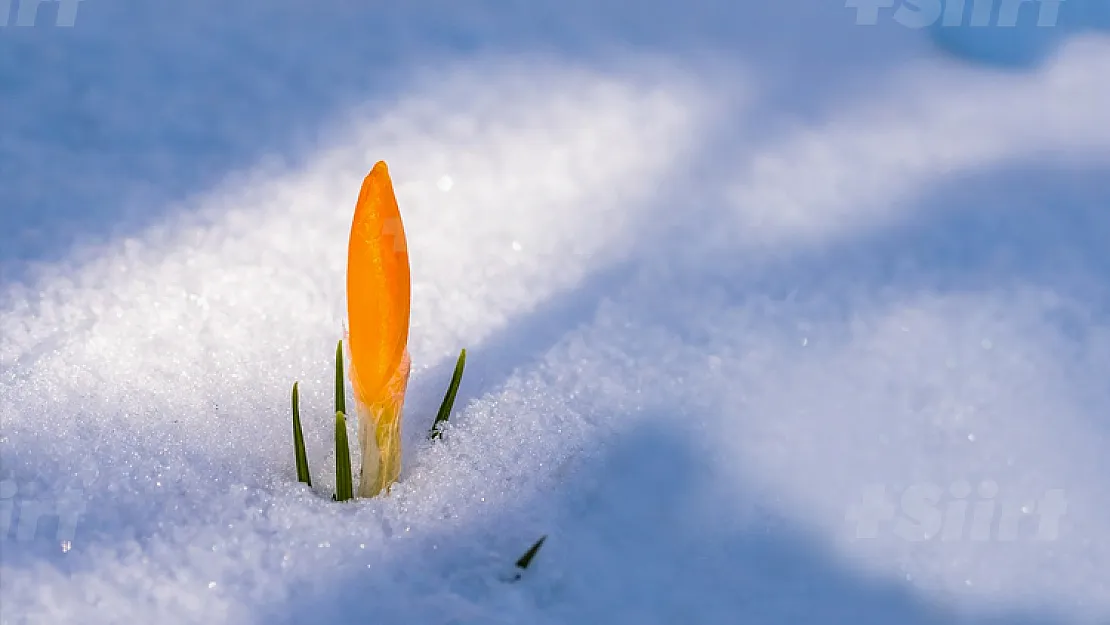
[346,161,411,498]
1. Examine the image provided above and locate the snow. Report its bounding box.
[3,2,1110,624]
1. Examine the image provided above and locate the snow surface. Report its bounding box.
[3,2,1110,624]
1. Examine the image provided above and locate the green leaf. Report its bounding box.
[334,411,354,502]
[514,535,547,571]
[430,348,466,440]
[292,382,312,487]
[335,339,346,416]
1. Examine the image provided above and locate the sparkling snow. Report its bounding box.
[2,2,1110,624]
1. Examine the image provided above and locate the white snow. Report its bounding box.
[3,2,1110,624]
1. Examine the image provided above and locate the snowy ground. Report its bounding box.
[3,1,1110,624]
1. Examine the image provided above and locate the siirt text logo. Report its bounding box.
[1,477,87,549]
[847,0,1066,28]
[846,479,1068,541]
[1,0,85,27]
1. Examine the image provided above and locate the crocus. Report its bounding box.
[346,161,411,498]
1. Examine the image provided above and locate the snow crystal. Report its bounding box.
[3,2,1110,624]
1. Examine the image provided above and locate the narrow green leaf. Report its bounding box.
[430,348,466,440]
[292,382,312,486]
[334,411,354,502]
[335,340,346,416]
[514,535,547,571]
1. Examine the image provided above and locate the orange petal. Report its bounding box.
[346,161,411,408]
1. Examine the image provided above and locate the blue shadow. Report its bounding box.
[255,420,1082,624]
[929,0,1110,67]
[0,0,916,286]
